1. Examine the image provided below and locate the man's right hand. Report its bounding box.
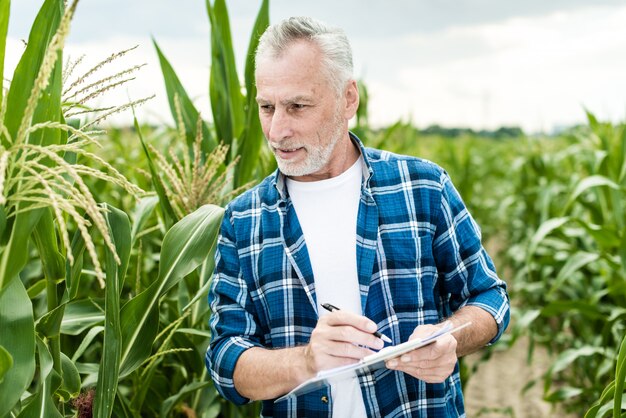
[303,310,385,376]
[233,311,385,400]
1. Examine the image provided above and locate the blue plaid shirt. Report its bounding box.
[207,134,510,417]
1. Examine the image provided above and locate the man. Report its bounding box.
[206,16,509,417]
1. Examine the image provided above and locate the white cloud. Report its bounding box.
[4,2,626,133]
[357,4,626,132]
[4,34,213,128]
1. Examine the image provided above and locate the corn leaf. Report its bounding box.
[0,277,35,417]
[527,217,569,259]
[60,299,104,335]
[550,346,605,375]
[71,325,104,362]
[128,357,158,411]
[544,386,583,403]
[207,0,244,148]
[574,218,621,249]
[0,206,5,239]
[0,345,12,383]
[0,0,64,291]
[113,394,134,418]
[585,381,615,417]
[135,116,177,228]
[58,352,80,402]
[160,381,212,418]
[153,40,214,154]
[17,337,62,418]
[615,334,626,418]
[28,52,65,148]
[234,0,269,188]
[2,0,62,143]
[94,204,131,418]
[541,300,604,320]
[119,204,224,377]
[592,398,624,418]
[187,243,217,327]
[130,195,159,247]
[32,208,65,284]
[563,175,621,214]
[118,287,158,378]
[26,279,46,299]
[619,127,626,184]
[65,226,86,301]
[0,0,9,106]
[243,0,267,116]
[549,252,600,296]
[184,248,217,313]
[35,303,65,339]
[620,232,626,279]
[0,207,45,290]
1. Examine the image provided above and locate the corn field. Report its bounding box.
[0,0,624,417]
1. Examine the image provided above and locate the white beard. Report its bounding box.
[271,114,344,177]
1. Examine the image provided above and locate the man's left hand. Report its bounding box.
[385,323,458,383]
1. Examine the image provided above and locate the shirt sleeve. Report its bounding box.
[432,171,510,343]
[205,206,264,405]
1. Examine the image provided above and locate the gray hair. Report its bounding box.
[255,16,354,94]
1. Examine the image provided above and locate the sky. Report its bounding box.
[4,0,626,133]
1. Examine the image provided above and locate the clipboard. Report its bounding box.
[276,321,471,402]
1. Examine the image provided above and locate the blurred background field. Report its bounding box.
[1,0,625,417]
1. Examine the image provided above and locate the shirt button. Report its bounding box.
[321,395,329,404]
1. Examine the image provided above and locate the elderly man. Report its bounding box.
[206,16,509,417]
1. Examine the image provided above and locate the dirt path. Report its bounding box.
[464,337,579,418]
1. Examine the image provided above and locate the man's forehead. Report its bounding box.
[256,94,316,104]
[256,41,322,74]
[257,39,319,62]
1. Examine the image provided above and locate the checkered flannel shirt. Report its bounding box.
[206,133,510,417]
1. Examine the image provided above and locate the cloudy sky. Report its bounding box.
[5,0,626,133]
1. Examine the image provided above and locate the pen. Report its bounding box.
[321,303,392,344]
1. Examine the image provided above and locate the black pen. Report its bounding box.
[321,303,392,344]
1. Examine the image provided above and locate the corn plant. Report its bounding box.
[585,333,626,418]
[502,113,626,412]
[0,0,227,416]
[139,2,272,416]
[152,0,273,201]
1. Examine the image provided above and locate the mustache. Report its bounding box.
[268,141,305,151]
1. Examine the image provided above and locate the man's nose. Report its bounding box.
[268,108,292,141]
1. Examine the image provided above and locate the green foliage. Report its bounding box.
[585,334,626,418]
[0,0,9,106]
[0,345,13,383]
[94,204,130,417]
[154,0,271,193]
[499,114,626,412]
[360,105,625,413]
[0,0,64,290]
[153,41,214,155]
[2,0,624,416]
[0,277,35,416]
[0,0,229,416]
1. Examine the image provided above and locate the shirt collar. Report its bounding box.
[272,131,373,200]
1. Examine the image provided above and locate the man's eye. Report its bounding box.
[291,104,306,110]
[260,105,274,112]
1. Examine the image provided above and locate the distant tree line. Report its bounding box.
[420,124,525,138]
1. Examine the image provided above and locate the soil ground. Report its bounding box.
[464,337,579,418]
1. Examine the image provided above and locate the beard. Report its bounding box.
[270,113,345,177]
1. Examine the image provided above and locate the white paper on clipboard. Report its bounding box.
[276,321,471,402]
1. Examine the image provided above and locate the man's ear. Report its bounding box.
[343,79,360,119]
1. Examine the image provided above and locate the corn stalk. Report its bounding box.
[503,113,626,411]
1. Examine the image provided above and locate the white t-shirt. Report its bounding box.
[286,157,367,417]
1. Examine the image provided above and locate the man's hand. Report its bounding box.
[385,323,458,383]
[303,310,385,375]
